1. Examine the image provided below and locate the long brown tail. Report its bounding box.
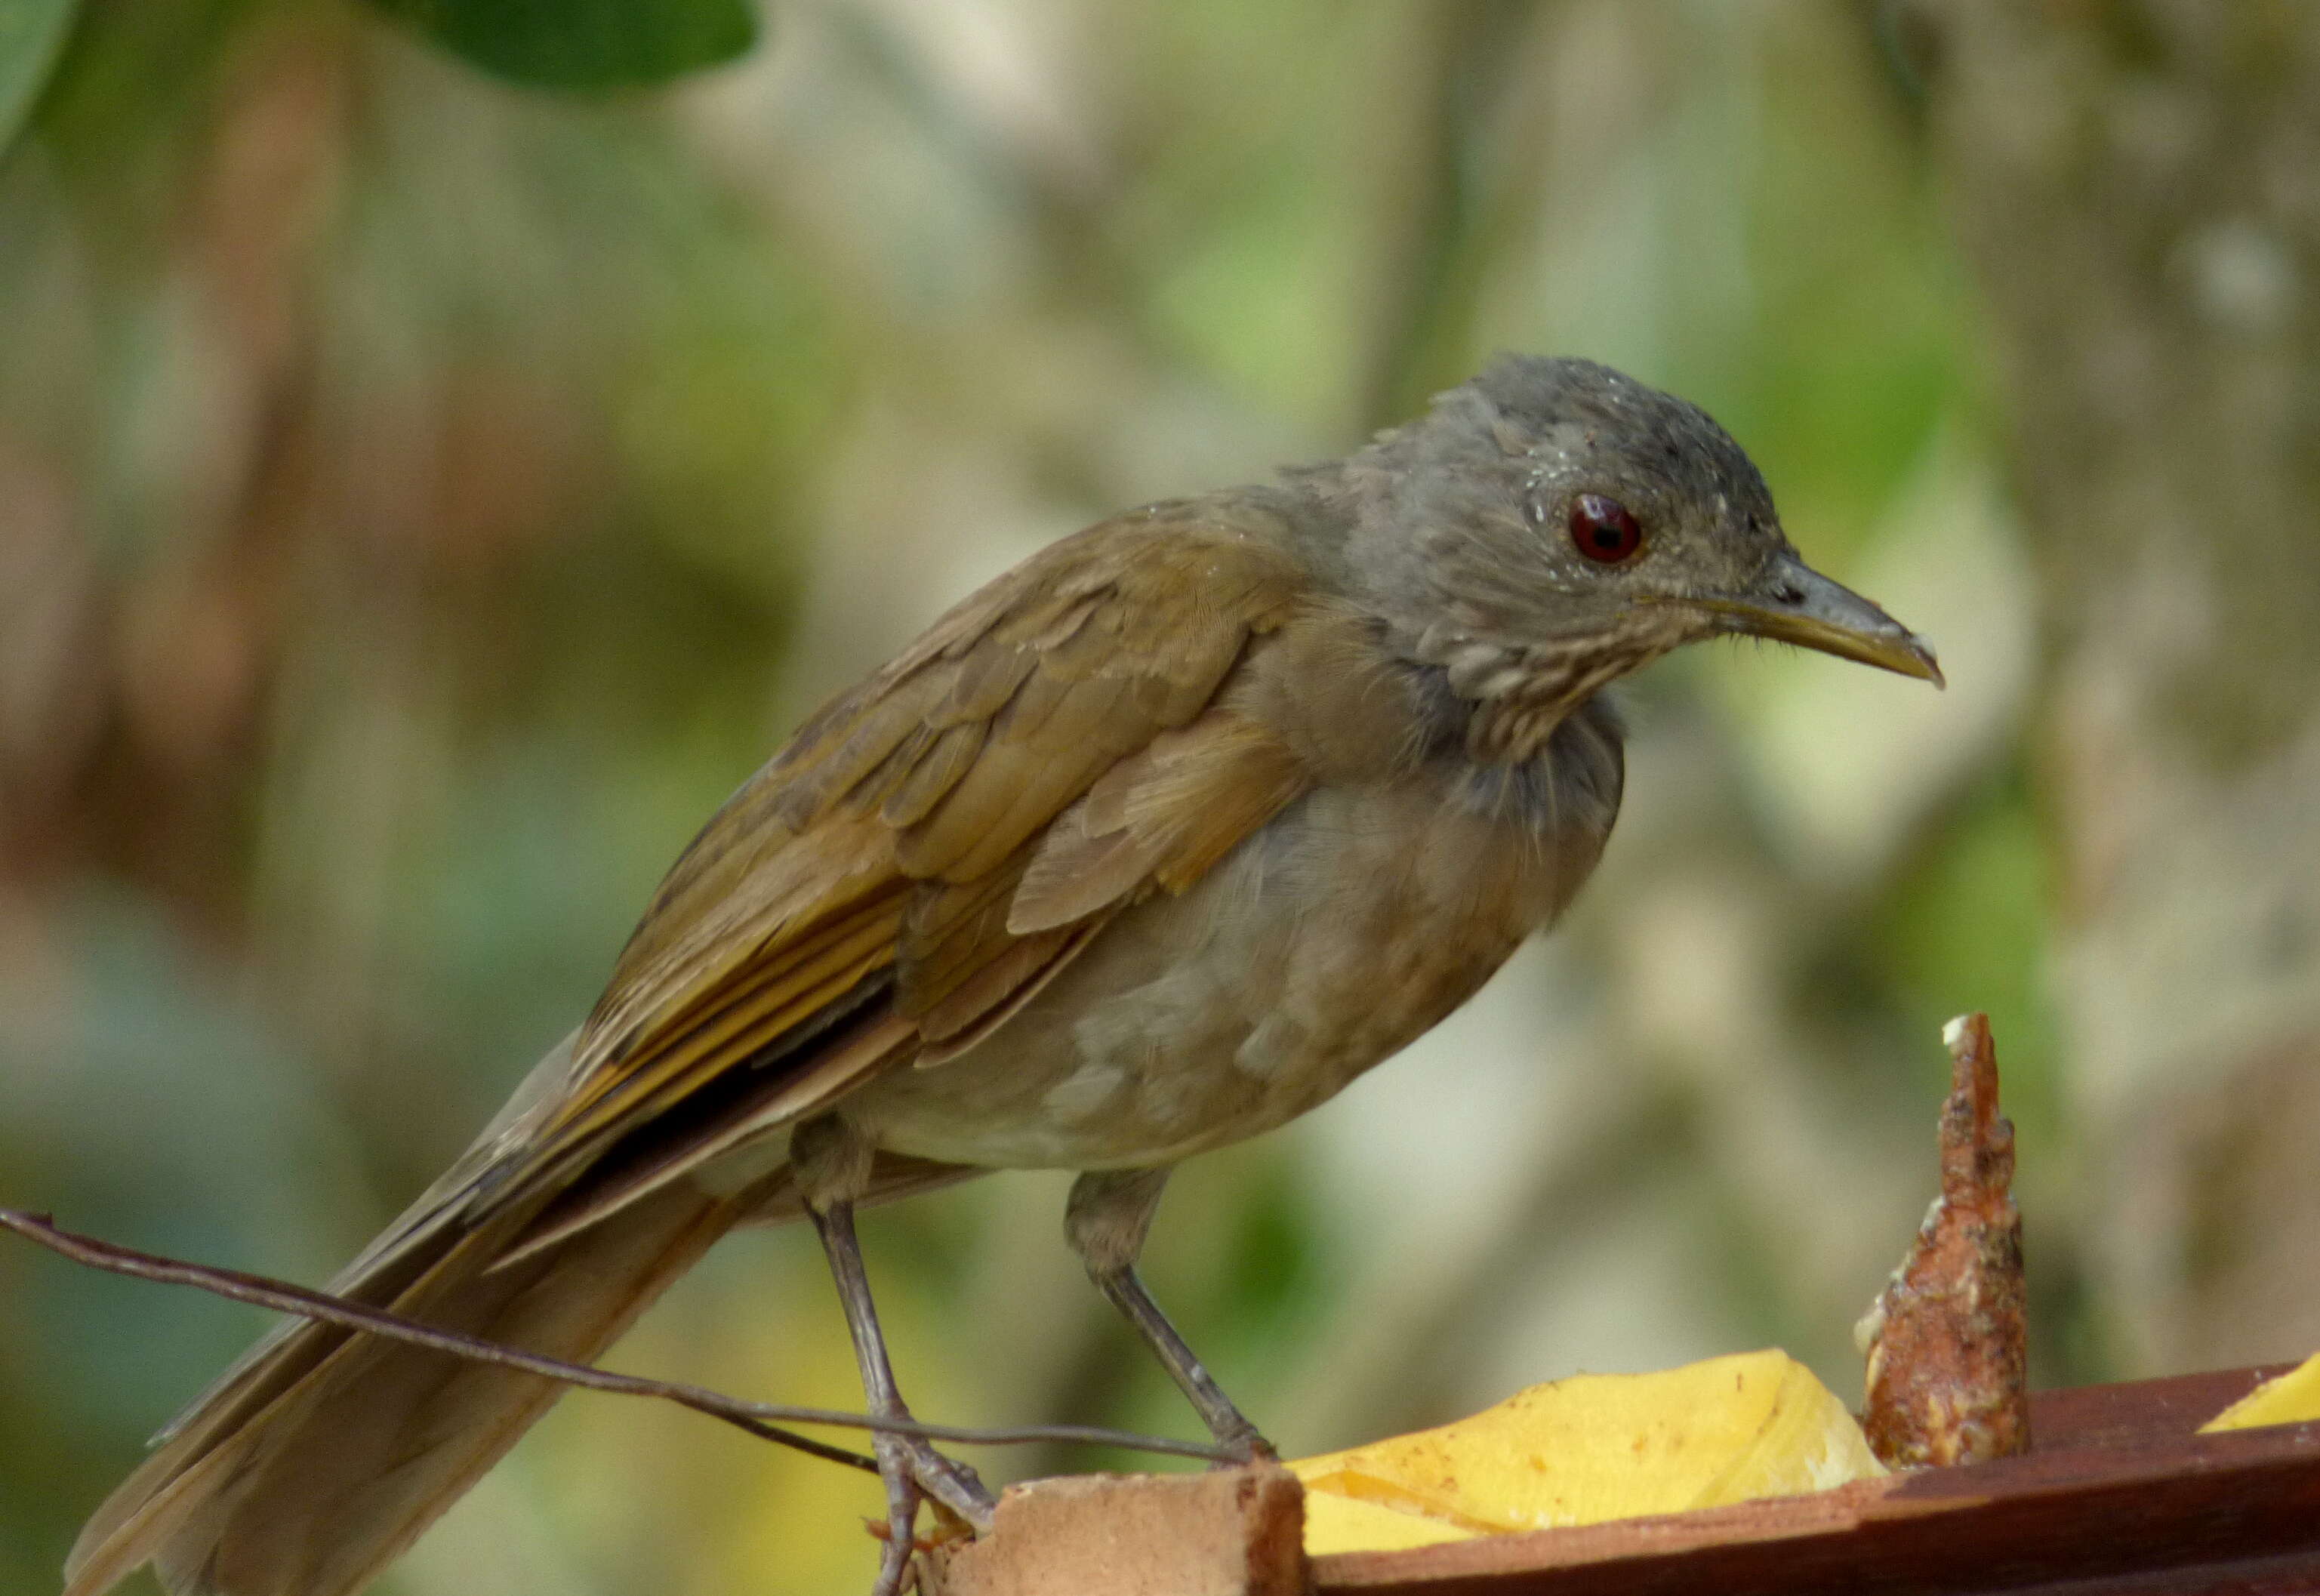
[65,1174,750,1596]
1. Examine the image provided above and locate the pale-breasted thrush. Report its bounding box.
[72,356,1939,1596]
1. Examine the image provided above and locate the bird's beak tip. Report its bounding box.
[1871,624,1946,690]
[1912,641,1947,692]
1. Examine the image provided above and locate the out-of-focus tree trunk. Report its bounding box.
[1915,2,2320,1373]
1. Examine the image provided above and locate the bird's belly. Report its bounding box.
[849,779,1588,1171]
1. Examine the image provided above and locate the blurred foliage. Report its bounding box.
[0,2,2290,1594]
[0,0,77,152]
[368,0,759,90]
[1,0,759,156]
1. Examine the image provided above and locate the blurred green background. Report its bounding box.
[6,2,2319,1592]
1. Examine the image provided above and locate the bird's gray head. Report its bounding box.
[1329,354,1940,760]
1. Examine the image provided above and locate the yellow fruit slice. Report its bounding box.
[1299,1491,1479,1552]
[2201,1354,2320,1433]
[1292,1350,1885,1556]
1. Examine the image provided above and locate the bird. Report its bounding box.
[67,355,1939,1596]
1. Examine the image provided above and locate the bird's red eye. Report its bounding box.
[1569,494,1643,563]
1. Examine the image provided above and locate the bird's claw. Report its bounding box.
[904,1435,995,1532]
[1191,1406,1276,1470]
[864,1433,996,1596]
[1207,1427,1277,1470]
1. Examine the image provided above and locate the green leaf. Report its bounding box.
[365,0,758,91]
[0,0,79,155]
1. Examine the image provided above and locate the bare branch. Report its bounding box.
[0,1206,1241,1466]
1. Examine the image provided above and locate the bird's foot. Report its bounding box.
[1209,1419,1277,1470]
[864,1430,996,1596]
[900,1433,996,1532]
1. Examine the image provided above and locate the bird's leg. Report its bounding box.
[795,1117,995,1594]
[1065,1168,1274,1462]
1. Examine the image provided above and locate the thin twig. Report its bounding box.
[0,1206,1240,1465]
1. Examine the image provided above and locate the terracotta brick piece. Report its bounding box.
[922,1465,1308,1596]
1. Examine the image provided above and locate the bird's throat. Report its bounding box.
[1403,606,1696,765]
[1410,633,1628,764]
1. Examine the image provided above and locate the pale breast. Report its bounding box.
[848,700,1623,1172]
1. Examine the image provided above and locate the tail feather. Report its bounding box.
[67,1179,748,1596]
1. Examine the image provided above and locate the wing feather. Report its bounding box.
[1009,711,1309,933]
[504,506,1312,1211]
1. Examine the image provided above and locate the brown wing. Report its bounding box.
[500,504,1315,1212]
[64,507,1324,1596]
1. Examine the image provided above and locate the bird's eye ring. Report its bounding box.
[1569,494,1643,563]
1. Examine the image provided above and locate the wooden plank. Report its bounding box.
[1314,1369,2320,1595]
[2032,1366,2292,1455]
